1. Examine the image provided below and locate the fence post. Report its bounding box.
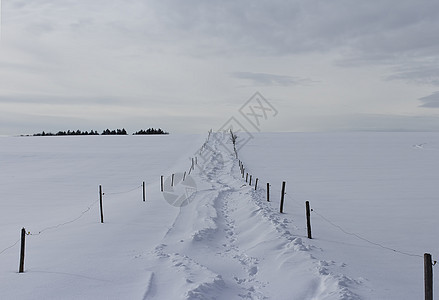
[183,171,186,181]
[425,253,433,300]
[171,174,174,187]
[249,175,252,186]
[246,173,248,183]
[161,176,164,192]
[280,181,286,213]
[143,181,146,202]
[255,178,258,190]
[267,183,270,202]
[306,201,312,239]
[19,227,26,273]
[99,185,104,223]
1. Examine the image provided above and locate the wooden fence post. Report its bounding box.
[246,173,248,183]
[255,178,258,190]
[280,181,286,213]
[306,201,312,239]
[425,253,433,300]
[19,227,26,273]
[161,176,164,192]
[183,171,186,181]
[99,185,104,223]
[171,174,174,187]
[143,181,146,202]
[267,183,270,202]
[249,175,252,186]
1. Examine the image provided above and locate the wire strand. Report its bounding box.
[29,199,99,236]
[284,192,422,258]
[285,193,306,209]
[104,185,142,196]
[0,239,21,255]
[312,209,423,258]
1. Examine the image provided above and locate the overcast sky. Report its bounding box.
[1,0,439,135]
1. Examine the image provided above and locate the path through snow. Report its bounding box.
[143,133,363,299]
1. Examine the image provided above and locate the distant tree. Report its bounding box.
[101,128,127,135]
[133,128,169,135]
[32,127,133,137]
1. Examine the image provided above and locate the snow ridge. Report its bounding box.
[144,132,362,299]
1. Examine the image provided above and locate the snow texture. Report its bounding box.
[1,132,438,299]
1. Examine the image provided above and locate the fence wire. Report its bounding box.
[283,192,424,259]
[103,184,142,196]
[28,199,100,236]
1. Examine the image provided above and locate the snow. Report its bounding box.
[1,132,438,299]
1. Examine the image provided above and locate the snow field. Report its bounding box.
[1,131,438,299]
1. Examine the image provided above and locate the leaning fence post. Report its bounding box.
[255,178,258,190]
[280,181,286,213]
[306,201,312,239]
[425,253,433,300]
[19,227,26,273]
[143,181,146,202]
[99,185,104,223]
[267,183,270,202]
[183,171,186,181]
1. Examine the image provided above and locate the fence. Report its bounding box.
[0,182,146,273]
[238,154,436,300]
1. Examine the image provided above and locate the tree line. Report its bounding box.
[31,128,169,136]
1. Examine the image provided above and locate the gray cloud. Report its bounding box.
[151,0,439,91]
[152,1,439,58]
[386,60,439,86]
[231,72,315,86]
[419,92,439,108]
[0,95,123,105]
[5,1,439,71]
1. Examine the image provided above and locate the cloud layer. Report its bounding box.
[1,0,439,134]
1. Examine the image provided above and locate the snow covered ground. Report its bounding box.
[1,132,438,299]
